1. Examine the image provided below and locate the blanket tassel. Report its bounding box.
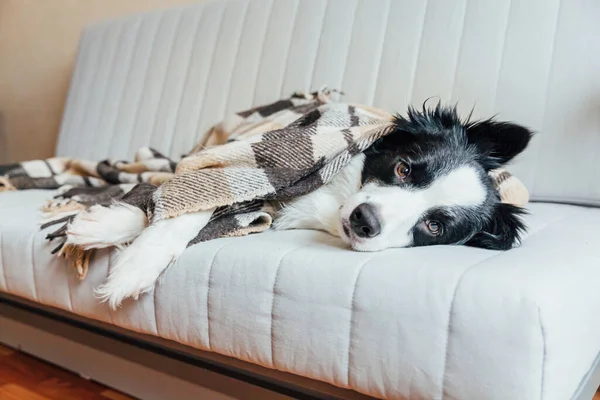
[43,216,92,281]
[57,243,92,280]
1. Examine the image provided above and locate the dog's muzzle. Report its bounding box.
[349,203,381,238]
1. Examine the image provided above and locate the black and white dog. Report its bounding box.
[68,104,532,308]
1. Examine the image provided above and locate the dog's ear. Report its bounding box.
[466,119,533,170]
[466,203,527,250]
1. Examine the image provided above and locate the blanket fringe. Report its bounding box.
[41,198,86,215]
[58,244,92,280]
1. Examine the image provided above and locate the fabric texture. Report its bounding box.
[150,101,394,221]
[0,148,175,192]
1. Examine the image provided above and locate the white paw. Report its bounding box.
[66,203,147,250]
[55,184,75,196]
[94,227,178,309]
[95,209,215,309]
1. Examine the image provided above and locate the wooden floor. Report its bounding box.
[1,341,599,400]
[0,344,134,400]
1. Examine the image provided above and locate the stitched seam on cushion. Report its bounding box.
[91,21,126,154]
[250,0,275,107]
[63,225,75,312]
[491,0,512,112]
[0,232,7,292]
[167,7,205,157]
[269,243,313,369]
[57,32,87,156]
[528,0,562,197]
[191,4,226,146]
[448,0,469,100]
[66,262,75,313]
[147,10,184,147]
[337,1,359,93]
[346,256,373,388]
[368,0,392,106]
[438,214,573,399]
[85,25,120,159]
[152,247,191,337]
[30,234,39,302]
[153,279,160,337]
[537,306,547,400]
[408,0,430,104]
[96,249,117,325]
[73,27,109,158]
[305,0,328,92]
[104,251,116,326]
[106,17,143,158]
[206,241,237,351]
[276,0,300,99]
[125,13,165,155]
[222,0,250,117]
[438,252,504,399]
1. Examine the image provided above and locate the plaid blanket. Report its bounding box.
[0,88,529,280]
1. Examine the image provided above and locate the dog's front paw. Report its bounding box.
[94,253,175,310]
[94,209,215,309]
[94,238,178,309]
[94,218,189,309]
[66,203,147,250]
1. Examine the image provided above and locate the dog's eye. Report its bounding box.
[426,220,441,235]
[396,162,411,179]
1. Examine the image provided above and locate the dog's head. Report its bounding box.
[339,103,532,252]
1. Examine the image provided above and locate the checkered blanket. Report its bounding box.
[0,88,529,279]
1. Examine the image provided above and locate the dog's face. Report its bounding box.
[338,104,532,252]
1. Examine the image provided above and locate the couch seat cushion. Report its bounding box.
[1,189,599,399]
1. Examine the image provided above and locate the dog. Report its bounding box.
[67,104,532,308]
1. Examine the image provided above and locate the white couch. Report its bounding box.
[1,0,600,399]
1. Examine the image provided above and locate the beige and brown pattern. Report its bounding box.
[152,103,394,221]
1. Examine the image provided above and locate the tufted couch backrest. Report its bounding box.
[55,0,600,205]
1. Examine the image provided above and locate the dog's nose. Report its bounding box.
[349,203,381,238]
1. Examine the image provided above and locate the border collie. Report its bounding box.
[67,104,532,308]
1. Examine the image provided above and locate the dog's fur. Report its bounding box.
[67,104,532,308]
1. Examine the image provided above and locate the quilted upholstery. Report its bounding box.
[1,190,600,399]
[55,0,600,204]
